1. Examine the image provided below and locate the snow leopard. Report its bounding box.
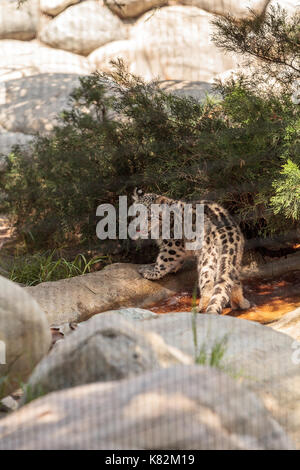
[132,188,250,315]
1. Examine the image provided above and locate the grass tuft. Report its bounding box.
[7,250,107,286]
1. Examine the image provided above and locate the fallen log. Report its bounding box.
[241,250,300,280]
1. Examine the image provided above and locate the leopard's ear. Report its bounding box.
[133,187,144,201]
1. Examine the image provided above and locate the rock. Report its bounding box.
[91,6,239,82]
[291,79,300,105]
[0,126,33,157]
[88,40,219,99]
[0,73,83,134]
[88,38,153,78]
[267,0,299,16]
[24,255,300,326]
[269,307,300,342]
[24,253,300,326]
[139,312,300,447]
[128,6,238,82]
[0,395,18,413]
[158,80,219,101]
[0,365,294,449]
[180,0,270,18]
[112,307,159,320]
[0,40,91,82]
[39,1,127,56]
[0,275,51,399]
[40,0,81,16]
[0,0,39,41]
[21,313,191,401]
[106,0,167,18]
[25,262,198,325]
[50,321,79,348]
[241,250,300,280]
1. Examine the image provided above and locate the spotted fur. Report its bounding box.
[133,189,250,315]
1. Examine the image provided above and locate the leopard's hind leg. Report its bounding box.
[196,242,218,312]
[230,281,250,310]
[229,233,250,310]
[205,227,249,315]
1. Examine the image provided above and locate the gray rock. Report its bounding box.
[0,365,294,449]
[39,1,127,56]
[0,395,18,412]
[269,307,300,342]
[0,125,33,157]
[138,312,300,448]
[180,0,270,19]
[0,40,91,83]
[90,6,238,82]
[110,307,159,321]
[159,79,219,102]
[0,73,82,134]
[25,261,198,325]
[0,275,52,399]
[267,0,299,16]
[40,0,81,16]
[24,257,300,326]
[21,313,191,401]
[0,0,39,41]
[106,0,167,18]
[128,6,238,82]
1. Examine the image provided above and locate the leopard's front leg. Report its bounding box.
[138,263,165,280]
[138,240,186,280]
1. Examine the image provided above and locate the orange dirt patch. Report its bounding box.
[149,271,300,324]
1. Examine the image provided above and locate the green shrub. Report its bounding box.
[211,4,299,90]
[1,60,298,250]
[1,6,299,253]
[8,251,106,286]
[271,159,300,220]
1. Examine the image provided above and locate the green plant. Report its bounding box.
[8,251,106,286]
[2,60,298,250]
[195,335,229,369]
[271,159,300,220]
[191,300,229,370]
[211,4,300,90]
[1,5,299,254]
[20,382,46,405]
[0,376,10,400]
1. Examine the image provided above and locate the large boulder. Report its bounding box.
[269,307,300,342]
[0,0,39,41]
[88,38,153,78]
[0,73,82,135]
[25,262,198,325]
[158,79,218,101]
[0,126,33,158]
[0,275,51,399]
[133,312,300,447]
[0,365,294,449]
[39,1,127,56]
[180,0,270,18]
[24,255,300,326]
[106,0,167,18]
[40,0,81,17]
[21,313,191,401]
[89,42,218,98]
[267,0,299,16]
[127,6,238,82]
[0,40,91,82]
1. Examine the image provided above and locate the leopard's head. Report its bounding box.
[132,188,159,207]
[131,188,160,238]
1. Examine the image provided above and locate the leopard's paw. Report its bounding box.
[138,265,161,280]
